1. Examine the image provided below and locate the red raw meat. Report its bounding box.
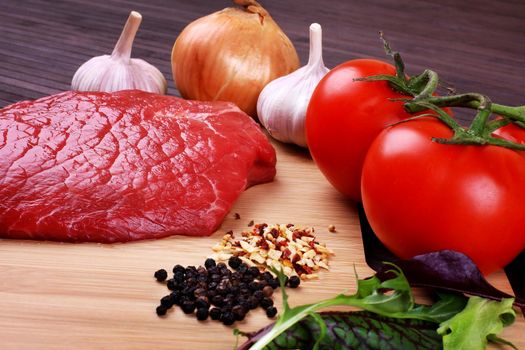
[0,90,276,242]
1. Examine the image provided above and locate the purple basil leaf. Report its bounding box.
[357,203,524,310]
[238,311,442,350]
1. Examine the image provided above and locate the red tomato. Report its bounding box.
[361,117,525,275]
[493,122,525,145]
[306,59,414,202]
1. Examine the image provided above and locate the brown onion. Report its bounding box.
[171,0,300,118]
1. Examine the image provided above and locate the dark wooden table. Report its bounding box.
[1,1,524,349]
[1,0,525,124]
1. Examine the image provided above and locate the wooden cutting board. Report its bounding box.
[0,140,523,349]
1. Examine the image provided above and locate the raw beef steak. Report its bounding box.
[0,90,276,242]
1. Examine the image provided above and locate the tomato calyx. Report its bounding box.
[410,100,525,150]
[360,34,525,151]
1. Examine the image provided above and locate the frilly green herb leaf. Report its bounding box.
[437,296,516,350]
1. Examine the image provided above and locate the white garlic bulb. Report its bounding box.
[72,11,167,94]
[257,23,329,147]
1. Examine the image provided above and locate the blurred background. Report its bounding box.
[1,0,524,124]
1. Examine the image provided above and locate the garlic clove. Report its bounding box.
[257,23,329,147]
[71,11,167,95]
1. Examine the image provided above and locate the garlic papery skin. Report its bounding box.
[72,11,167,94]
[257,23,329,147]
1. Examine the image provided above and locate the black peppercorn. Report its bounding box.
[262,272,273,281]
[217,262,228,270]
[166,279,177,291]
[197,274,207,283]
[239,299,250,311]
[207,290,217,299]
[209,307,222,320]
[266,306,278,318]
[260,297,273,309]
[253,290,264,300]
[207,266,218,275]
[221,311,235,326]
[248,281,260,291]
[170,291,182,305]
[211,274,221,282]
[160,295,174,308]
[262,285,274,297]
[232,305,246,321]
[231,271,242,281]
[268,278,280,289]
[196,307,209,321]
[173,271,185,283]
[212,295,224,307]
[156,305,168,316]
[173,264,185,275]
[194,288,207,298]
[242,274,254,283]
[195,297,209,310]
[247,266,260,278]
[185,267,197,277]
[228,256,242,269]
[154,269,168,282]
[181,300,196,314]
[288,276,301,288]
[247,296,259,310]
[204,258,216,269]
[237,263,248,274]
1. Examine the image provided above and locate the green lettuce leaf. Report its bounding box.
[437,296,516,350]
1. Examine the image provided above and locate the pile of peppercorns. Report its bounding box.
[154,256,300,325]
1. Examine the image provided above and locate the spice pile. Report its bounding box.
[154,257,300,325]
[210,223,334,279]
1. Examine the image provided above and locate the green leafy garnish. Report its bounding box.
[237,265,517,350]
[251,311,442,350]
[437,296,516,350]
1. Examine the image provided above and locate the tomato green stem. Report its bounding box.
[485,119,511,134]
[405,93,525,124]
[366,35,525,151]
[410,70,439,100]
[468,95,492,136]
[380,32,407,85]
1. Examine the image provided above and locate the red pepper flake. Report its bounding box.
[286,223,294,228]
[302,265,314,275]
[270,228,279,238]
[257,239,269,250]
[282,248,292,259]
[293,263,306,275]
[291,254,301,263]
[234,213,241,220]
[248,220,254,227]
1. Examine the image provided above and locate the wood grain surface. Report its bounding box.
[1,0,524,349]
